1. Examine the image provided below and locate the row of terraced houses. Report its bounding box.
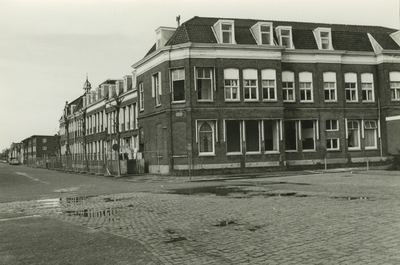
[59,16,400,175]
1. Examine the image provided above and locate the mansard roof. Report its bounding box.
[145,16,399,55]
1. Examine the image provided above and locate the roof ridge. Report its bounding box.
[189,16,398,31]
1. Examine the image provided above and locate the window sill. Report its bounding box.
[264,151,280,154]
[348,148,361,151]
[302,150,316,152]
[327,149,341,152]
[365,147,378,150]
[346,101,359,103]
[262,99,278,102]
[224,100,241,102]
[227,152,243,156]
[172,101,185,104]
[300,101,314,103]
[244,99,260,102]
[245,152,262,155]
[198,153,216,157]
[283,100,296,103]
[285,150,298,153]
[362,101,375,103]
[324,100,338,103]
[197,100,214,102]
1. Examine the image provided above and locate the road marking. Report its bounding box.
[0,215,41,222]
[14,172,49,184]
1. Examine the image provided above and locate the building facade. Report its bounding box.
[21,135,59,165]
[59,75,139,174]
[132,16,400,174]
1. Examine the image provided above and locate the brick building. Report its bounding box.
[21,135,59,165]
[131,16,400,174]
[59,75,139,173]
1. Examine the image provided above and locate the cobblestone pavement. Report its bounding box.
[1,170,399,264]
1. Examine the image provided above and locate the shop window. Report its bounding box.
[264,120,279,152]
[245,120,260,153]
[226,120,241,154]
[347,120,360,149]
[285,120,297,151]
[301,120,315,151]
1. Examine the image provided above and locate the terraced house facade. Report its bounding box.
[132,16,400,174]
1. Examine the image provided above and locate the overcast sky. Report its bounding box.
[0,0,399,151]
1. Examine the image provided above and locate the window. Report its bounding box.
[277,26,293,48]
[139,83,144,110]
[198,121,215,155]
[226,120,242,154]
[264,120,279,152]
[196,68,213,101]
[314,28,333,50]
[326,139,339,150]
[42,146,47,151]
[301,120,315,151]
[152,73,162,106]
[364,120,377,149]
[245,120,260,153]
[390,72,400,101]
[285,120,297,151]
[345,73,358,102]
[347,120,360,149]
[299,72,313,102]
[262,69,276,101]
[320,31,331,49]
[243,69,258,101]
[42,138,47,143]
[323,72,337,101]
[260,24,273,45]
[361,73,374,102]
[222,23,233,43]
[171,69,185,102]
[282,71,295,102]
[224,68,240,101]
[326,120,338,131]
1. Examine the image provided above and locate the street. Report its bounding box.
[1,163,399,264]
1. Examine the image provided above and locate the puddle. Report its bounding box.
[171,186,309,198]
[64,208,118,218]
[331,196,372,201]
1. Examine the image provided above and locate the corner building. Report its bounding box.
[132,16,400,175]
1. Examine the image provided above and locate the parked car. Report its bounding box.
[9,159,19,165]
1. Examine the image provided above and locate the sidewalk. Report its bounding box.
[116,165,397,183]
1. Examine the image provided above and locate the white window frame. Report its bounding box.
[171,68,185,103]
[243,69,259,101]
[364,120,377,150]
[299,72,313,102]
[347,120,361,150]
[263,120,280,153]
[152,72,162,106]
[196,67,214,102]
[139,83,144,111]
[314,28,333,50]
[213,20,236,44]
[282,71,295,102]
[261,69,277,101]
[361,73,374,102]
[326,138,340,151]
[197,120,216,156]
[345,73,358,102]
[276,26,293,49]
[323,72,337,102]
[300,120,316,152]
[224,68,240,101]
[390,71,400,101]
[326,120,339,131]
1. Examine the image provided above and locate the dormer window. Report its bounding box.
[251,22,274,45]
[213,20,236,44]
[276,26,293,48]
[314,28,333,50]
